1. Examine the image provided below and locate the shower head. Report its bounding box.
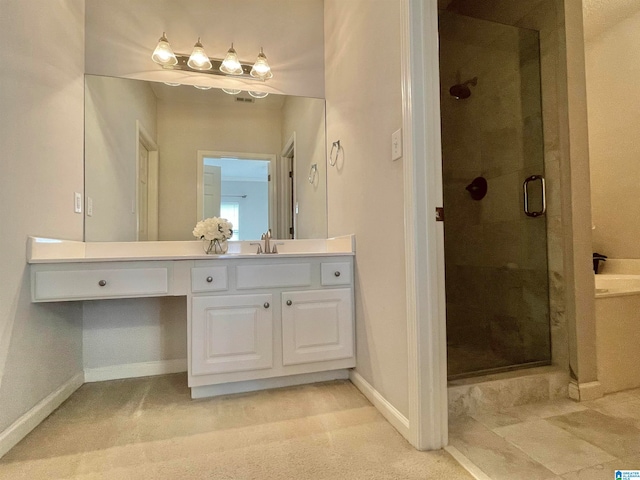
[449,76,478,100]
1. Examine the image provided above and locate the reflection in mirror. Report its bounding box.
[84,75,327,242]
[196,152,276,240]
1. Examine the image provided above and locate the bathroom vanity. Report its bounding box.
[28,236,355,398]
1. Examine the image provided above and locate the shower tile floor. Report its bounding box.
[449,387,640,479]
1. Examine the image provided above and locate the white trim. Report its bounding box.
[84,358,187,383]
[401,0,448,450]
[444,446,493,480]
[0,372,84,459]
[136,121,159,241]
[191,369,349,399]
[280,133,296,239]
[349,371,410,438]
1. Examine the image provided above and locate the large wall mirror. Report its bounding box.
[84,75,328,242]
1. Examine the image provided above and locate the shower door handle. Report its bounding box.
[523,175,546,217]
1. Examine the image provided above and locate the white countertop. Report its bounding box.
[27,236,355,264]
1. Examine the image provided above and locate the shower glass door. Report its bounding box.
[438,11,551,378]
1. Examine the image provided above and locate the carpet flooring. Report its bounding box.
[0,374,473,479]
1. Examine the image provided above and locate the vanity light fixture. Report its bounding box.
[250,48,273,80]
[163,82,181,87]
[151,33,274,81]
[187,38,213,71]
[222,88,242,95]
[248,90,269,99]
[220,44,243,75]
[194,85,213,90]
[151,32,178,66]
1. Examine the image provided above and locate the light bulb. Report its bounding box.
[194,85,213,90]
[151,32,178,66]
[250,48,273,80]
[248,91,269,99]
[222,88,242,95]
[220,44,244,75]
[163,82,181,87]
[187,38,212,71]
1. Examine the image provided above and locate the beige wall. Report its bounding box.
[325,0,408,416]
[0,0,85,433]
[281,96,328,239]
[85,76,158,242]
[584,2,640,259]
[84,0,325,98]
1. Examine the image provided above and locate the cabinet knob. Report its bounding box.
[98,280,107,287]
[206,276,213,283]
[263,302,270,309]
[286,300,292,306]
[334,271,341,277]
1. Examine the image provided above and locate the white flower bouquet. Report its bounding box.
[193,217,233,254]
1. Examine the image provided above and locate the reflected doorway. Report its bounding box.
[197,151,276,241]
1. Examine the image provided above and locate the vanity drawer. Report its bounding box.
[236,263,311,289]
[321,262,352,286]
[33,267,168,302]
[191,266,228,293]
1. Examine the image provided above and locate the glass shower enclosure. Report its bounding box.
[438,11,551,379]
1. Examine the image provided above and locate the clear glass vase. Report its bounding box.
[203,238,228,255]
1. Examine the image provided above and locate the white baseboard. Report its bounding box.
[191,369,350,399]
[0,372,84,459]
[349,370,410,438]
[84,358,187,383]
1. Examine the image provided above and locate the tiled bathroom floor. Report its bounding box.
[449,387,640,479]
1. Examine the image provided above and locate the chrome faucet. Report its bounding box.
[250,230,282,254]
[262,229,272,254]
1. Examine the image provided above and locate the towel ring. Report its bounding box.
[329,140,341,167]
[308,163,318,184]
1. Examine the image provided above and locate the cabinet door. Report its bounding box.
[281,288,353,366]
[192,294,273,376]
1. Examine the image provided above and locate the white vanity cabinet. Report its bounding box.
[28,236,356,398]
[191,294,274,376]
[188,256,355,394]
[281,289,353,366]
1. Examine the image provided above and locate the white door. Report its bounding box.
[281,288,353,365]
[203,165,222,219]
[191,294,273,376]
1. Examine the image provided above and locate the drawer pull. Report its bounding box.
[286,300,292,306]
[334,271,341,277]
[206,276,213,283]
[98,280,107,287]
[264,302,270,309]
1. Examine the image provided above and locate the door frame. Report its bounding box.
[401,0,448,450]
[136,121,159,241]
[280,133,296,239]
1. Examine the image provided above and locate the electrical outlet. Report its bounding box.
[392,128,402,161]
[74,192,82,213]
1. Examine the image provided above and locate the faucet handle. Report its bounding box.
[249,242,263,254]
[272,242,285,254]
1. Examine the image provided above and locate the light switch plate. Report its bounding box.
[87,197,93,217]
[74,192,82,213]
[392,128,402,161]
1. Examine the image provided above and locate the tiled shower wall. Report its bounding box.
[440,1,568,378]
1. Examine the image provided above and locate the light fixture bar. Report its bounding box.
[162,54,255,78]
